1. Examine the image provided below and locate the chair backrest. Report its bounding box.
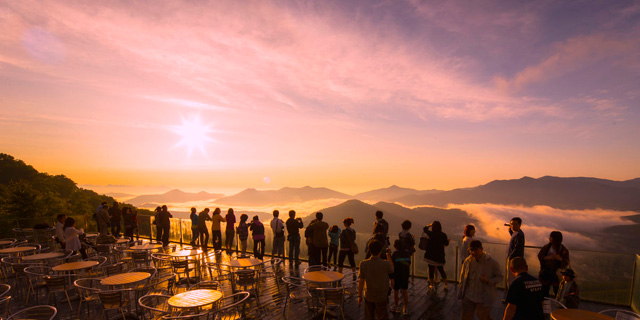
[103,262,126,276]
[599,309,640,320]
[304,265,329,273]
[317,287,344,305]
[138,294,171,318]
[152,273,177,295]
[281,276,307,293]
[234,269,257,286]
[151,253,173,270]
[74,278,106,293]
[0,295,11,319]
[44,275,70,290]
[214,291,251,320]
[24,266,52,284]
[98,290,127,308]
[543,297,566,314]
[188,280,221,291]
[7,305,57,320]
[87,255,108,268]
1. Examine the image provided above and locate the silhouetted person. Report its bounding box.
[373,210,389,246]
[250,215,265,259]
[338,217,357,271]
[158,205,172,247]
[286,210,304,267]
[210,207,226,250]
[506,217,525,288]
[237,214,249,254]
[538,231,569,296]
[225,208,236,250]
[271,210,286,260]
[358,239,393,320]
[423,220,450,290]
[307,211,329,266]
[198,208,211,251]
[189,207,199,246]
[98,204,110,236]
[108,201,122,237]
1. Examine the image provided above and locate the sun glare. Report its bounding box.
[170,115,213,157]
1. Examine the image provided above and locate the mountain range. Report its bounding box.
[214,186,351,206]
[127,189,224,206]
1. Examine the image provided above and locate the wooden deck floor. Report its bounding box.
[3,248,631,320]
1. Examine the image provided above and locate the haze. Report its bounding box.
[2,1,639,193]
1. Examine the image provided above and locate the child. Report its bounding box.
[236,214,249,255]
[327,225,341,269]
[391,239,411,315]
[556,268,579,308]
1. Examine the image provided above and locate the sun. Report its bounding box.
[170,115,213,157]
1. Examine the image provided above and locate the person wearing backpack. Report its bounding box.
[398,220,415,254]
[372,210,389,246]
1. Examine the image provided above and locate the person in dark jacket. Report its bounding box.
[158,205,173,247]
[189,207,199,246]
[285,210,304,267]
[537,231,570,297]
[122,207,136,243]
[338,217,357,272]
[198,208,211,251]
[236,214,249,254]
[423,220,450,290]
[108,201,122,238]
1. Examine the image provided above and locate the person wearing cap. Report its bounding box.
[556,269,579,308]
[459,240,503,320]
[503,257,544,320]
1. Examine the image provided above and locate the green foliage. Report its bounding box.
[0,153,117,222]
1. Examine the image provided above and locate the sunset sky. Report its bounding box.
[2,1,639,195]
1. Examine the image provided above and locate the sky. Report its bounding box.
[1,0,640,195]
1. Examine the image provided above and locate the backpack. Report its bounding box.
[400,232,416,254]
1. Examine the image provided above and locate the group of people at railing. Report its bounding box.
[94,201,139,241]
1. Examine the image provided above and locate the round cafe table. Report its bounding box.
[227,258,262,268]
[551,309,615,320]
[100,272,151,287]
[302,271,344,284]
[170,249,203,257]
[0,246,37,256]
[22,252,65,261]
[53,260,99,272]
[168,289,223,310]
[131,243,163,251]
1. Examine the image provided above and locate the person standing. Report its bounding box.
[507,217,525,288]
[270,210,286,260]
[537,231,569,297]
[286,210,304,267]
[198,208,211,251]
[358,240,394,320]
[225,208,236,251]
[503,257,544,320]
[307,212,329,266]
[327,225,341,268]
[94,201,107,229]
[373,210,389,246]
[210,208,226,250]
[461,225,476,263]
[398,220,415,255]
[249,215,266,259]
[123,207,136,243]
[153,206,162,243]
[108,201,122,238]
[158,205,173,247]
[338,217,357,272]
[391,239,411,316]
[459,240,503,320]
[237,214,249,254]
[556,269,579,309]
[423,221,450,290]
[189,207,199,246]
[98,204,111,236]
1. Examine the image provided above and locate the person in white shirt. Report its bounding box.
[63,217,87,259]
[55,214,67,249]
[270,210,286,259]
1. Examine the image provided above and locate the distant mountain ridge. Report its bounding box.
[214,186,351,206]
[127,189,224,206]
[393,176,640,212]
[353,185,442,202]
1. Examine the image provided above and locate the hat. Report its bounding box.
[561,268,576,278]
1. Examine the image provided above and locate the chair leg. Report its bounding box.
[65,290,73,311]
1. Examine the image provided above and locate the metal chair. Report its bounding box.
[281,276,313,319]
[316,287,346,320]
[132,250,152,268]
[0,284,10,298]
[148,273,178,296]
[542,297,566,317]
[258,258,282,293]
[206,263,233,284]
[188,280,222,291]
[232,269,259,306]
[152,253,174,275]
[598,309,640,320]
[171,258,195,285]
[1,256,35,299]
[213,291,251,320]
[97,289,131,320]
[7,305,57,320]
[0,295,11,319]
[74,278,107,318]
[43,275,75,311]
[24,266,51,305]
[138,294,171,320]
[103,261,126,276]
